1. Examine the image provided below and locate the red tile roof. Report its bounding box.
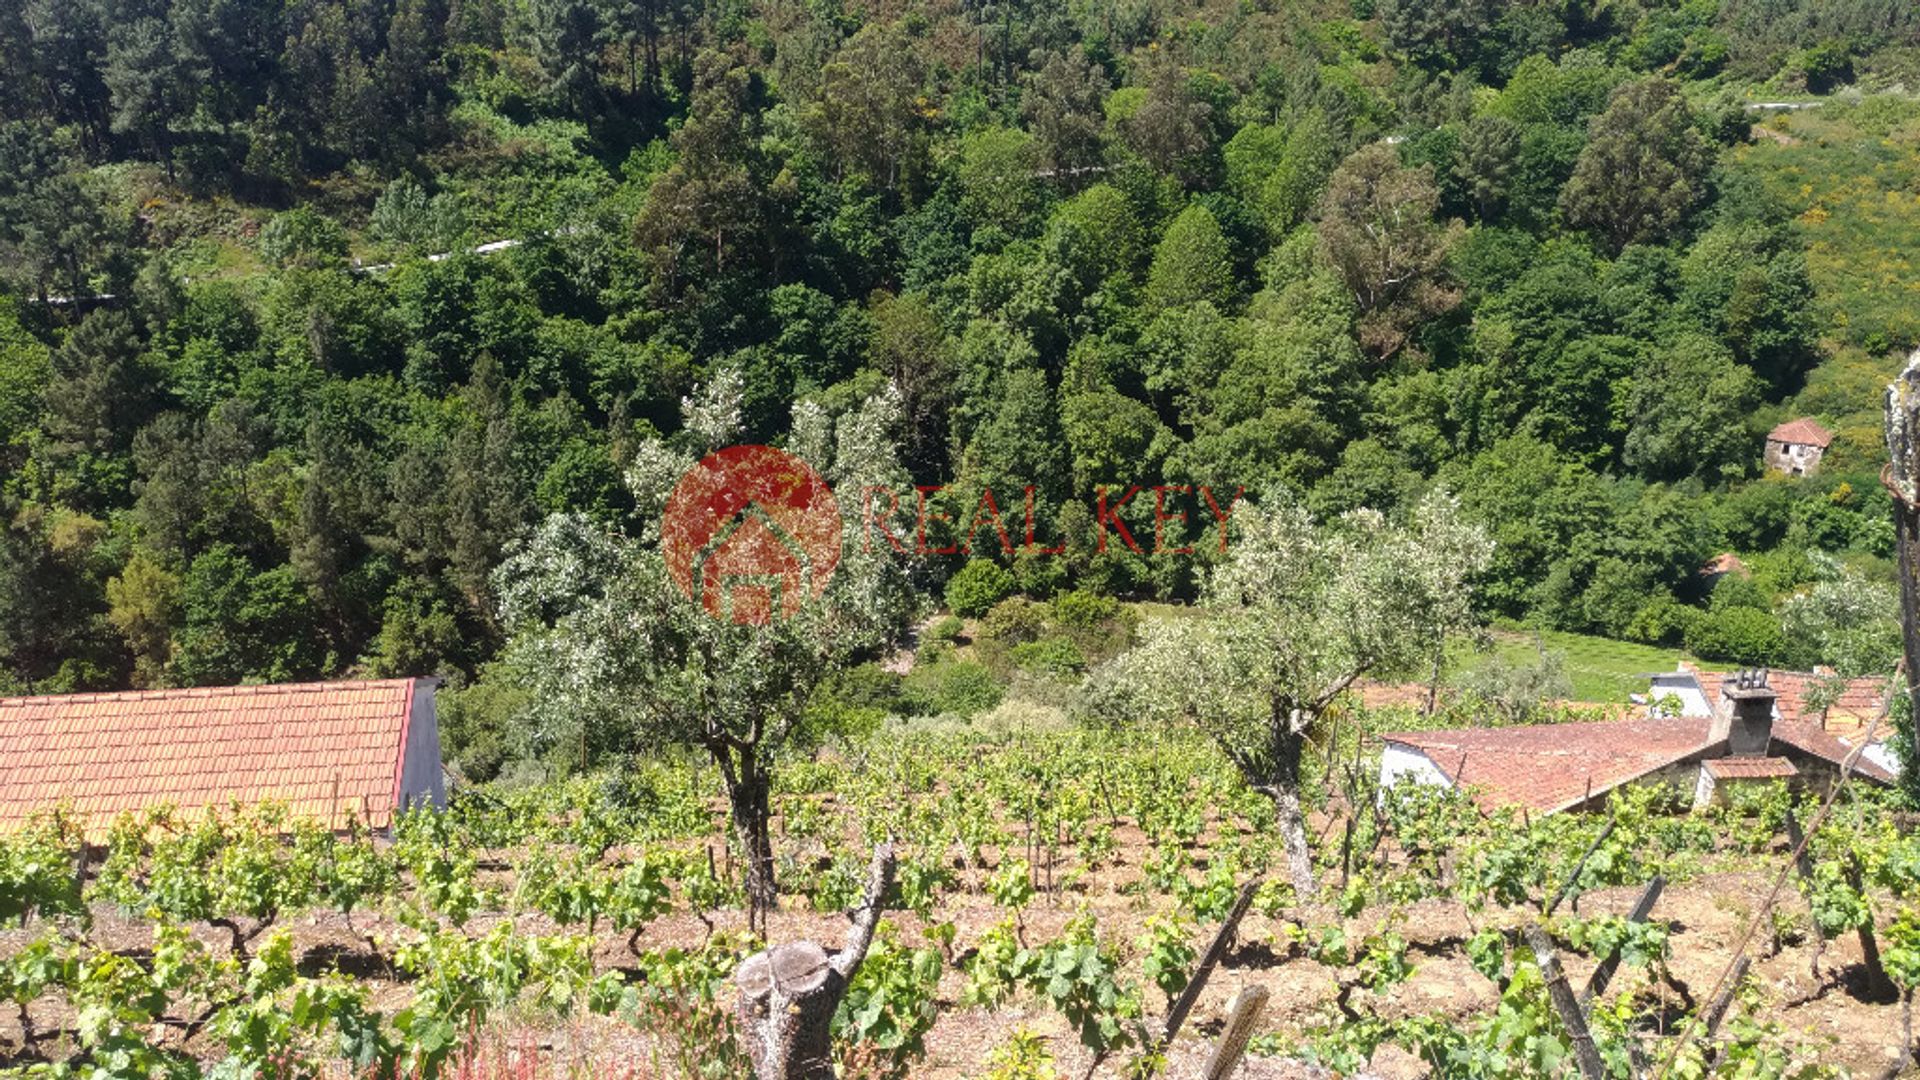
[1380,718,1717,814]
[1690,667,1894,769]
[1701,553,1749,578]
[1768,418,1832,447]
[1382,698,1894,812]
[0,679,426,833]
[1770,719,1896,782]
[1704,757,1797,780]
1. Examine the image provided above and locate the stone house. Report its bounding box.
[1765,418,1832,476]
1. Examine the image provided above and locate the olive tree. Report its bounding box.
[1088,492,1489,896]
[490,376,917,930]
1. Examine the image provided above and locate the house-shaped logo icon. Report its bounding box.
[662,445,842,624]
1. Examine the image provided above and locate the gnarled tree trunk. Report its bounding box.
[734,842,896,1079]
[1268,707,1315,897]
[712,740,778,934]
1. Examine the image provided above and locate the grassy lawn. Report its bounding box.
[1461,626,1729,704]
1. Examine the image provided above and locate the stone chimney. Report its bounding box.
[1710,668,1776,757]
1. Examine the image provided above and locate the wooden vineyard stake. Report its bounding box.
[1580,875,1665,1008]
[1702,955,1750,1039]
[1201,985,1270,1080]
[1161,879,1261,1047]
[1783,807,1832,977]
[1523,923,1607,1080]
[734,842,896,1080]
[1700,956,1753,1075]
[1845,852,1897,1000]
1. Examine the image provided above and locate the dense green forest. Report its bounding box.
[2,0,1919,730]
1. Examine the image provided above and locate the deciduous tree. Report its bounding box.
[1021,49,1109,183]
[489,382,916,929]
[1146,204,1233,311]
[1088,492,1489,895]
[1559,77,1710,253]
[1315,143,1463,360]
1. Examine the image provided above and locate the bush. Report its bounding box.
[1050,589,1120,628]
[1010,637,1087,678]
[982,597,1047,645]
[946,559,1016,617]
[805,663,902,743]
[258,207,348,270]
[904,661,1004,718]
[1452,647,1572,725]
[1050,590,1138,664]
[926,615,964,643]
[437,679,527,782]
[1625,594,1691,646]
[1708,572,1771,613]
[1685,606,1785,665]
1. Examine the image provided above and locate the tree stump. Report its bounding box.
[735,841,895,1079]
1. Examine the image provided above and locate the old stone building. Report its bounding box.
[1765,418,1832,476]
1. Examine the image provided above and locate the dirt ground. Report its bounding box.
[4,849,1915,1079]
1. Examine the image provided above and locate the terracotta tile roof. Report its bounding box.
[1767,418,1833,447]
[1704,757,1797,780]
[1379,718,1717,814]
[1771,719,1897,783]
[1701,553,1749,578]
[1688,667,1894,772]
[1382,705,1893,812]
[0,679,425,833]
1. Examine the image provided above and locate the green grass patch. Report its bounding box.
[1459,626,1729,704]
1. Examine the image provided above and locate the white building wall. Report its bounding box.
[1648,672,1712,718]
[1691,766,1717,811]
[1378,742,1455,793]
[1862,739,1900,778]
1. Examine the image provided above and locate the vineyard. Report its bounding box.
[2,716,1918,1079]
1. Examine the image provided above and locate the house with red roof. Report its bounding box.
[1378,668,1892,814]
[1644,662,1896,776]
[0,678,444,834]
[1765,418,1832,476]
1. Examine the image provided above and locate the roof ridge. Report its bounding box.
[1768,417,1833,446]
[0,677,419,709]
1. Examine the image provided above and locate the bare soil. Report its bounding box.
[4,842,1915,1078]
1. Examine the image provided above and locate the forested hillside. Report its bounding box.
[2,0,1919,722]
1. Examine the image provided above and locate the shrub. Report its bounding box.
[1050,589,1119,628]
[1049,590,1138,664]
[1010,637,1087,678]
[436,681,522,782]
[925,615,963,643]
[1452,646,1572,724]
[258,207,348,270]
[1625,594,1691,646]
[981,598,1047,645]
[946,559,1016,617]
[1685,605,1785,665]
[806,663,903,742]
[904,660,1003,718]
